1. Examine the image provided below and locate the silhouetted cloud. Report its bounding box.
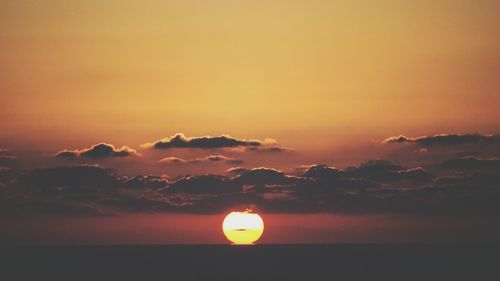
[56,143,140,159]
[301,164,340,179]
[243,146,292,153]
[158,156,189,164]
[179,192,269,214]
[1,157,499,217]
[1,165,166,216]
[0,167,13,183]
[299,161,433,187]
[393,173,500,215]
[344,159,402,174]
[17,165,121,190]
[0,166,11,173]
[299,164,378,190]
[55,151,79,159]
[442,157,500,171]
[203,155,243,164]
[144,133,262,149]
[341,160,434,184]
[232,167,301,186]
[159,155,242,165]
[166,175,239,194]
[226,167,248,175]
[383,133,500,146]
[123,175,169,189]
[0,155,17,165]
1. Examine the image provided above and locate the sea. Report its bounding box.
[1,244,499,281]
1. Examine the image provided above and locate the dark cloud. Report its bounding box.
[383,133,500,146]
[55,151,78,159]
[158,156,188,164]
[299,164,378,191]
[244,146,292,153]
[145,133,262,149]
[1,165,167,217]
[301,164,340,179]
[0,167,14,184]
[56,143,140,159]
[1,157,498,217]
[2,131,500,217]
[341,160,434,184]
[204,155,242,164]
[392,167,434,183]
[226,167,246,174]
[123,175,169,189]
[442,157,500,171]
[165,175,239,194]
[232,168,302,186]
[391,173,500,215]
[178,192,270,214]
[17,165,121,190]
[0,155,17,165]
[159,155,242,165]
[0,166,11,173]
[343,159,402,174]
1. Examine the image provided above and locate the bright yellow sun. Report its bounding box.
[222,210,264,245]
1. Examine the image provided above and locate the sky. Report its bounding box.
[1,0,500,244]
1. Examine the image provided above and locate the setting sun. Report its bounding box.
[222,211,264,245]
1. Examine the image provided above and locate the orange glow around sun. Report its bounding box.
[222,210,264,245]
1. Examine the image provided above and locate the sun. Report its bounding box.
[222,210,264,245]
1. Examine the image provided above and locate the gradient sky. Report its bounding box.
[1,0,500,244]
[2,0,500,149]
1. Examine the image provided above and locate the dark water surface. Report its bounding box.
[1,244,499,281]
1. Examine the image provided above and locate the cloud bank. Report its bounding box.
[0,131,498,218]
[144,133,262,149]
[56,143,140,159]
[383,133,500,146]
[159,155,242,165]
[1,158,498,217]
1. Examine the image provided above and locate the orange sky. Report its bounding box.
[1,0,500,153]
[1,1,500,245]
[2,214,497,245]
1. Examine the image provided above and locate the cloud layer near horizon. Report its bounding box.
[383,133,500,146]
[1,132,499,218]
[1,157,498,217]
